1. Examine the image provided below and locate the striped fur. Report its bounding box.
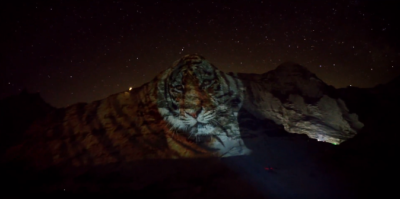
[4,54,251,169]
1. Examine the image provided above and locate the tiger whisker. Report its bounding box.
[209,119,233,137]
[202,111,215,117]
[208,119,220,128]
[203,115,215,120]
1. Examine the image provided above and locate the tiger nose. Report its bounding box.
[186,108,202,118]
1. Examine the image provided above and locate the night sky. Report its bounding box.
[2,0,400,108]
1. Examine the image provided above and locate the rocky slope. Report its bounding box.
[236,62,364,144]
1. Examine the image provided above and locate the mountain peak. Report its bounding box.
[238,61,363,144]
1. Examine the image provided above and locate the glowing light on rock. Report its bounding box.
[129,87,132,91]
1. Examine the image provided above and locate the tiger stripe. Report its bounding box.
[4,54,251,170]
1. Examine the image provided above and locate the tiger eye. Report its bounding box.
[175,85,183,91]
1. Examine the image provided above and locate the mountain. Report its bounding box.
[0,89,55,155]
[0,55,397,198]
[236,62,363,144]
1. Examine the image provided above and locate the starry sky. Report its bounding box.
[2,0,400,107]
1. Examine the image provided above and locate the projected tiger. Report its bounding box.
[157,54,250,155]
[3,54,250,169]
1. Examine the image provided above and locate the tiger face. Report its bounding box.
[157,54,245,144]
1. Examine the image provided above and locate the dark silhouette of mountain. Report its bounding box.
[333,76,400,197]
[0,89,55,155]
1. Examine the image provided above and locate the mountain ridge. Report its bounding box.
[0,56,398,197]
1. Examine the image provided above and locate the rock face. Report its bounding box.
[0,55,371,195]
[0,57,364,171]
[236,62,364,144]
[2,54,251,172]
